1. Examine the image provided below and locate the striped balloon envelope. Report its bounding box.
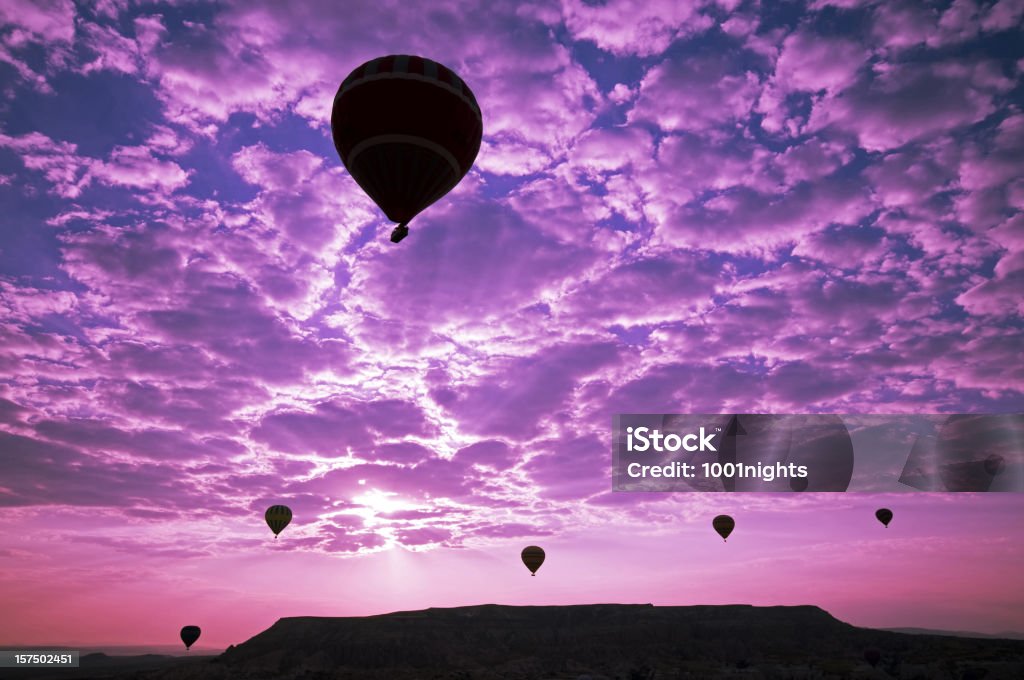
[330,54,483,243]
[265,505,292,538]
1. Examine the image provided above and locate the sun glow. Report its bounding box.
[352,489,415,518]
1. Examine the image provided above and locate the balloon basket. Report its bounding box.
[390,224,409,243]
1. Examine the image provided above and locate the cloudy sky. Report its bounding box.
[1,0,1023,651]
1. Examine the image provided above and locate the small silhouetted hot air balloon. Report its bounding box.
[712,514,735,541]
[180,625,201,651]
[790,476,808,492]
[863,648,880,667]
[265,505,292,538]
[522,546,545,575]
[875,508,893,528]
[331,54,483,243]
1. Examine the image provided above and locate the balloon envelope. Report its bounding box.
[521,546,545,575]
[712,514,735,541]
[331,55,483,241]
[875,508,893,528]
[180,625,201,650]
[265,505,292,537]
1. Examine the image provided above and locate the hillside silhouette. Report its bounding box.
[8,604,1024,679]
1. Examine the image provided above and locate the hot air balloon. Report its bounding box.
[265,505,292,538]
[712,514,735,541]
[863,648,880,667]
[790,476,808,492]
[331,54,483,243]
[521,546,545,575]
[875,508,893,528]
[180,625,201,651]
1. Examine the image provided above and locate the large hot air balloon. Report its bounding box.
[875,508,893,528]
[180,625,201,651]
[521,546,545,575]
[265,505,292,538]
[331,54,483,243]
[712,514,735,541]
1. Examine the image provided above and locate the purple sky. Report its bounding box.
[1,0,1023,651]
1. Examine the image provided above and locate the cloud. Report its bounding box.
[956,214,1024,317]
[523,433,608,499]
[658,175,874,251]
[774,29,869,94]
[0,430,223,510]
[0,0,76,44]
[560,0,713,57]
[454,440,517,470]
[434,340,620,439]
[629,52,761,133]
[0,0,1022,587]
[807,59,1015,151]
[0,132,189,197]
[252,398,432,457]
[348,197,599,331]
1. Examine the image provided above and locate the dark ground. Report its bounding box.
[4,604,1023,679]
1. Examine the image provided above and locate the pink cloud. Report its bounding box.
[774,29,869,94]
[349,198,599,330]
[561,0,713,57]
[956,213,1024,317]
[435,340,620,439]
[871,1,941,52]
[523,433,608,500]
[865,144,959,212]
[657,176,874,252]
[476,136,553,176]
[981,0,1024,31]
[0,132,189,197]
[79,21,142,75]
[88,145,190,191]
[556,253,722,326]
[629,52,761,133]
[808,59,1014,151]
[0,131,88,197]
[454,440,517,470]
[0,0,75,44]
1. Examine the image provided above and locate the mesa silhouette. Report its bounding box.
[11,604,1024,679]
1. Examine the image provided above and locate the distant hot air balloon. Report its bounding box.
[331,54,483,243]
[863,648,880,667]
[180,625,201,651]
[712,514,735,541]
[875,508,893,528]
[521,546,545,575]
[265,505,292,538]
[790,476,808,492]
